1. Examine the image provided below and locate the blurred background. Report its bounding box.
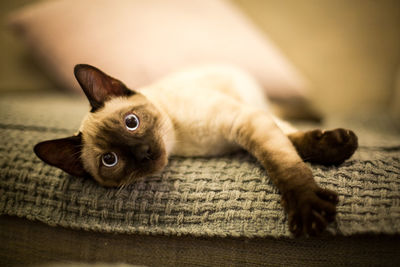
[1,0,399,119]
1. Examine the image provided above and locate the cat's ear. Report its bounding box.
[34,134,87,177]
[74,64,134,111]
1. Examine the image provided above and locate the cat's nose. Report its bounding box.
[132,144,150,161]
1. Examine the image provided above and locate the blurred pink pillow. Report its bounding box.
[8,0,308,101]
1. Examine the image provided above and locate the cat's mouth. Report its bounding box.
[142,148,160,162]
[131,145,168,175]
[134,145,161,163]
[145,150,166,169]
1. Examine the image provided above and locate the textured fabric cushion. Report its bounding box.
[1,92,400,238]
[7,0,308,100]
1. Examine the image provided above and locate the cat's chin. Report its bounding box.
[122,152,168,186]
[141,152,169,177]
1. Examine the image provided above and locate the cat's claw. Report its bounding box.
[283,186,338,237]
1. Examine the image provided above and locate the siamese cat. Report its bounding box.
[34,64,358,236]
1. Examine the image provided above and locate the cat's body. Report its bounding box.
[35,64,358,236]
[131,65,272,157]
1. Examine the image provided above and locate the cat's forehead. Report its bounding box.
[87,94,150,121]
[100,95,148,115]
[79,94,158,142]
[79,97,129,132]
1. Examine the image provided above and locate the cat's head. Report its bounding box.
[34,64,171,187]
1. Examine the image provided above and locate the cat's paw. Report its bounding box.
[302,128,358,165]
[282,186,338,237]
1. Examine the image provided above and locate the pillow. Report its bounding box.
[7,0,308,101]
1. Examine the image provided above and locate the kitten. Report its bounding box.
[34,64,358,236]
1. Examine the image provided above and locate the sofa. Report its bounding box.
[1,0,399,266]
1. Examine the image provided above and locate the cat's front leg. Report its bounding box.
[224,108,338,236]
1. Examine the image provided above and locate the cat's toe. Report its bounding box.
[316,187,339,205]
[288,211,303,237]
[324,128,358,148]
[308,210,328,236]
[330,129,358,163]
[309,129,324,140]
[304,198,336,236]
[324,128,349,145]
[347,130,358,150]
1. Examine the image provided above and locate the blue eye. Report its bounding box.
[101,152,118,167]
[125,114,139,131]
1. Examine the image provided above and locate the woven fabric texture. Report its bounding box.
[1,92,399,238]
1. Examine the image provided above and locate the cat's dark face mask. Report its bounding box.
[34,64,169,187]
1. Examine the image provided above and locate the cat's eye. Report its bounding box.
[125,114,140,131]
[101,152,118,167]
